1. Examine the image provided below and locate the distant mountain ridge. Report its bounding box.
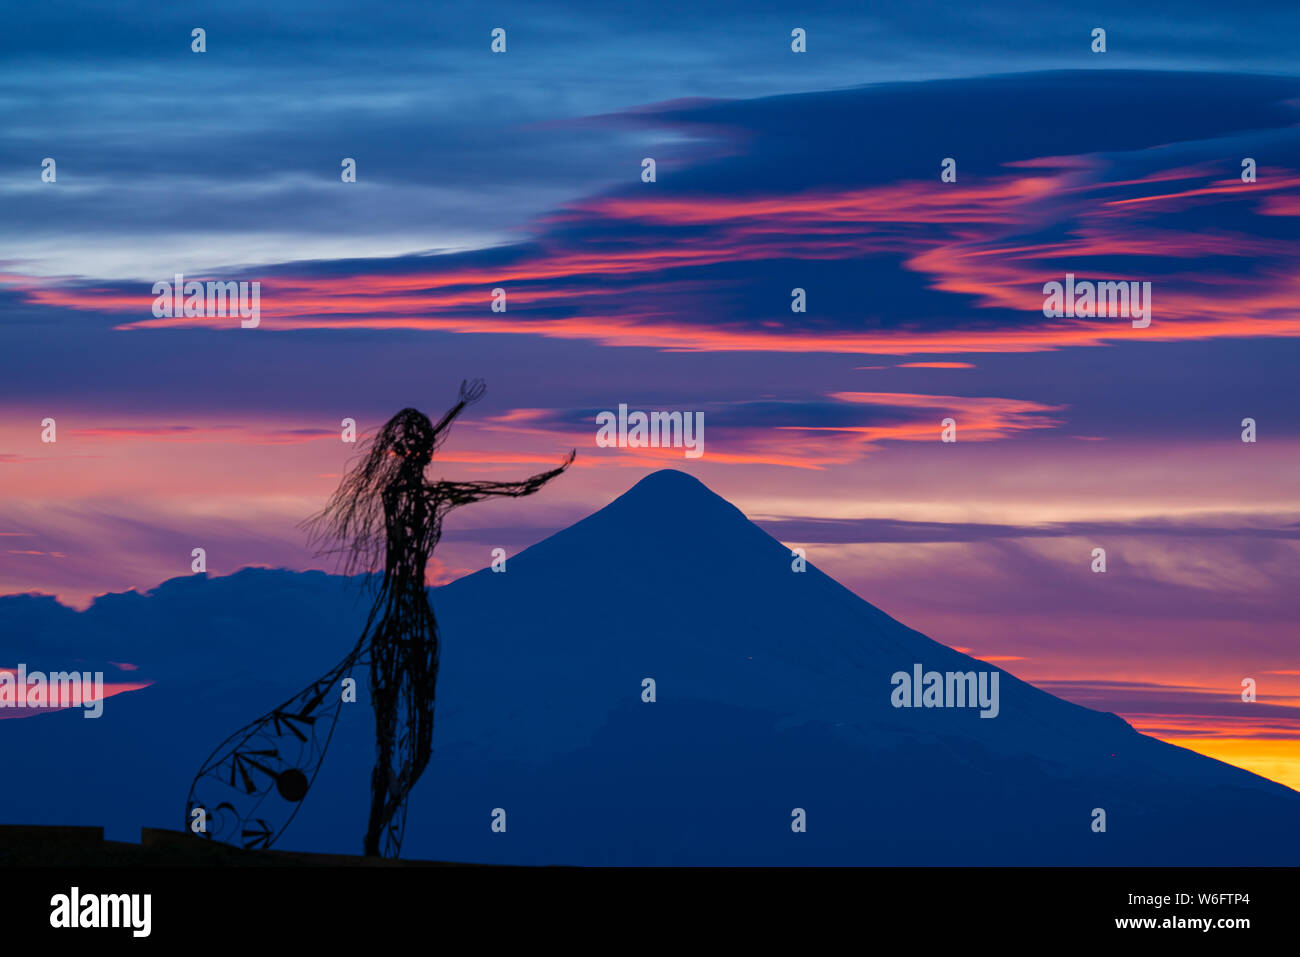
[1,469,1296,864]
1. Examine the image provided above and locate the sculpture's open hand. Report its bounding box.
[459,378,486,405]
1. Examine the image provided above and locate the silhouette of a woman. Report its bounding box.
[186,379,573,858]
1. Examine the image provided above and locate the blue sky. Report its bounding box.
[3,1,1299,786]
[5,1,1300,277]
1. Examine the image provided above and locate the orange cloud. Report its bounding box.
[896,362,975,369]
[10,166,1300,356]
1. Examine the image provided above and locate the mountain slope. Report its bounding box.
[1,469,1296,864]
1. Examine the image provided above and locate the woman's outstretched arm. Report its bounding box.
[431,450,576,507]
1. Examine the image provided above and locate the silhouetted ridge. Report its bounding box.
[2,467,1297,866]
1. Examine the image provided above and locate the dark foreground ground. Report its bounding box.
[0,825,494,866]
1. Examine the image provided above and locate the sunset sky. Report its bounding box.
[2,2,1297,788]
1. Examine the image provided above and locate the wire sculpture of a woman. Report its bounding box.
[185,379,574,858]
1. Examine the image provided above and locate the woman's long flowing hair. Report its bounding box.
[299,408,440,583]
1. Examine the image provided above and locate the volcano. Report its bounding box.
[1,469,1296,864]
